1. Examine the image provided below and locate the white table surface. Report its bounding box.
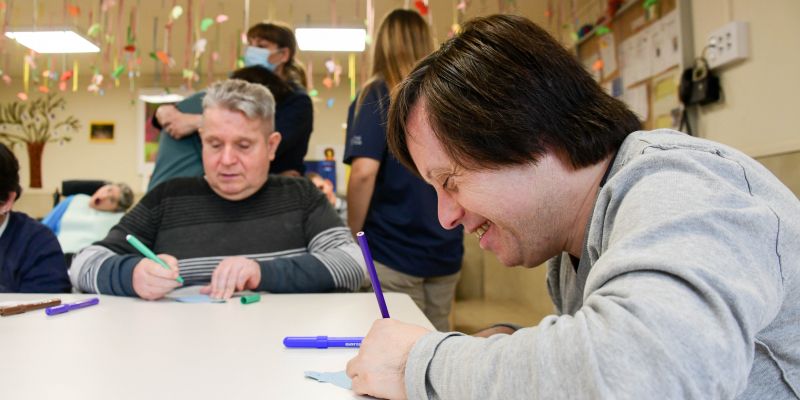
[0,292,432,399]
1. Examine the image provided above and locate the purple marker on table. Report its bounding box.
[45,297,99,316]
[283,336,363,348]
[356,231,390,318]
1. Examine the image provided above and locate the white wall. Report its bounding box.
[691,0,800,157]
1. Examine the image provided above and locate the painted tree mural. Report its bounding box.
[0,94,79,188]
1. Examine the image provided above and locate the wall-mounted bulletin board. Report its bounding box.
[573,0,695,131]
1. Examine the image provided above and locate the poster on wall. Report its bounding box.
[136,90,188,178]
[143,102,161,165]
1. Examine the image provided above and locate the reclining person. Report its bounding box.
[43,182,134,255]
[71,79,365,300]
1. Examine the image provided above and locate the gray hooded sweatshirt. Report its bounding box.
[405,130,800,399]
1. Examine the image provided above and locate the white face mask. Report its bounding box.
[243,46,279,71]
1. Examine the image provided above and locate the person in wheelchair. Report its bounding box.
[43,181,134,257]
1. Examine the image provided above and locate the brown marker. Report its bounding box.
[0,298,62,316]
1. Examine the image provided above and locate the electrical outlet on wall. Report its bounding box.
[706,21,750,69]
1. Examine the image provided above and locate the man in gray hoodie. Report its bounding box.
[346,14,800,400]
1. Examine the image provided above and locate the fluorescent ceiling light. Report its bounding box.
[295,28,366,52]
[4,29,100,53]
[138,93,185,103]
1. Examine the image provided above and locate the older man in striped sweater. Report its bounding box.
[71,79,365,300]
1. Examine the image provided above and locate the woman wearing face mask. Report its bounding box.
[0,144,70,293]
[240,22,313,177]
[150,22,313,183]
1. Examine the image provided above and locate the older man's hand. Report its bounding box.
[201,256,261,299]
[132,254,182,300]
[346,319,431,400]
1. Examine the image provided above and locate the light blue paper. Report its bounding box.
[173,294,226,303]
[304,370,352,390]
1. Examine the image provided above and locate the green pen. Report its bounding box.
[125,234,185,284]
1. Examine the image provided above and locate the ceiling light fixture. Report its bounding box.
[295,28,367,52]
[4,28,100,54]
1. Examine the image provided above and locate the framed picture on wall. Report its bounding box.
[89,121,115,142]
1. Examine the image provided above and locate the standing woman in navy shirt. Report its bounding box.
[344,9,463,331]
[0,144,70,293]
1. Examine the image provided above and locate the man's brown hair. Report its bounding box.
[387,14,641,175]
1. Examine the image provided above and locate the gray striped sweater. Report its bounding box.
[70,175,365,296]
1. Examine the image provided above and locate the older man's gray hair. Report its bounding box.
[203,79,276,132]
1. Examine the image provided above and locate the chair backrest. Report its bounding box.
[53,180,108,207]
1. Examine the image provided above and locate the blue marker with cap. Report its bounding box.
[45,297,99,315]
[283,336,363,348]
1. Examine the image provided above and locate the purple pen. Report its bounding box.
[356,231,390,318]
[45,297,99,316]
[283,336,363,348]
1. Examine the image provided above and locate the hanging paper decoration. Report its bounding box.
[111,65,125,79]
[643,0,658,20]
[324,59,336,74]
[88,72,104,93]
[67,4,80,17]
[171,6,184,20]
[592,59,604,71]
[151,51,172,66]
[59,81,68,91]
[24,55,37,70]
[306,61,314,93]
[37,85,49,93]
[595,26,611,36]
[348,52,356,101]
[125,24,136,53]
[216,14,228,23]
[2,75,11,85]
[23,57,30,93]
[414,0,428,16]
[17,92,28,101]
[457,0,467,12]
[643,0,658,8]
[193,38,208,54]
[333,64,343,87]
[200,17,214,32]
[101,0,116,12]
[87,23,102,37]
[326,98,335,108]
[449,23,461,38]
[60,71,74,82]
[309,89,319,97]
[72,60,79,92]
[322,76,333,89]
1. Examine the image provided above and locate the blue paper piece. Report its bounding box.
[304,370,352,390]
[173,294,226,303]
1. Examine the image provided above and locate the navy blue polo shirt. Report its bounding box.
[344,80,463,277]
